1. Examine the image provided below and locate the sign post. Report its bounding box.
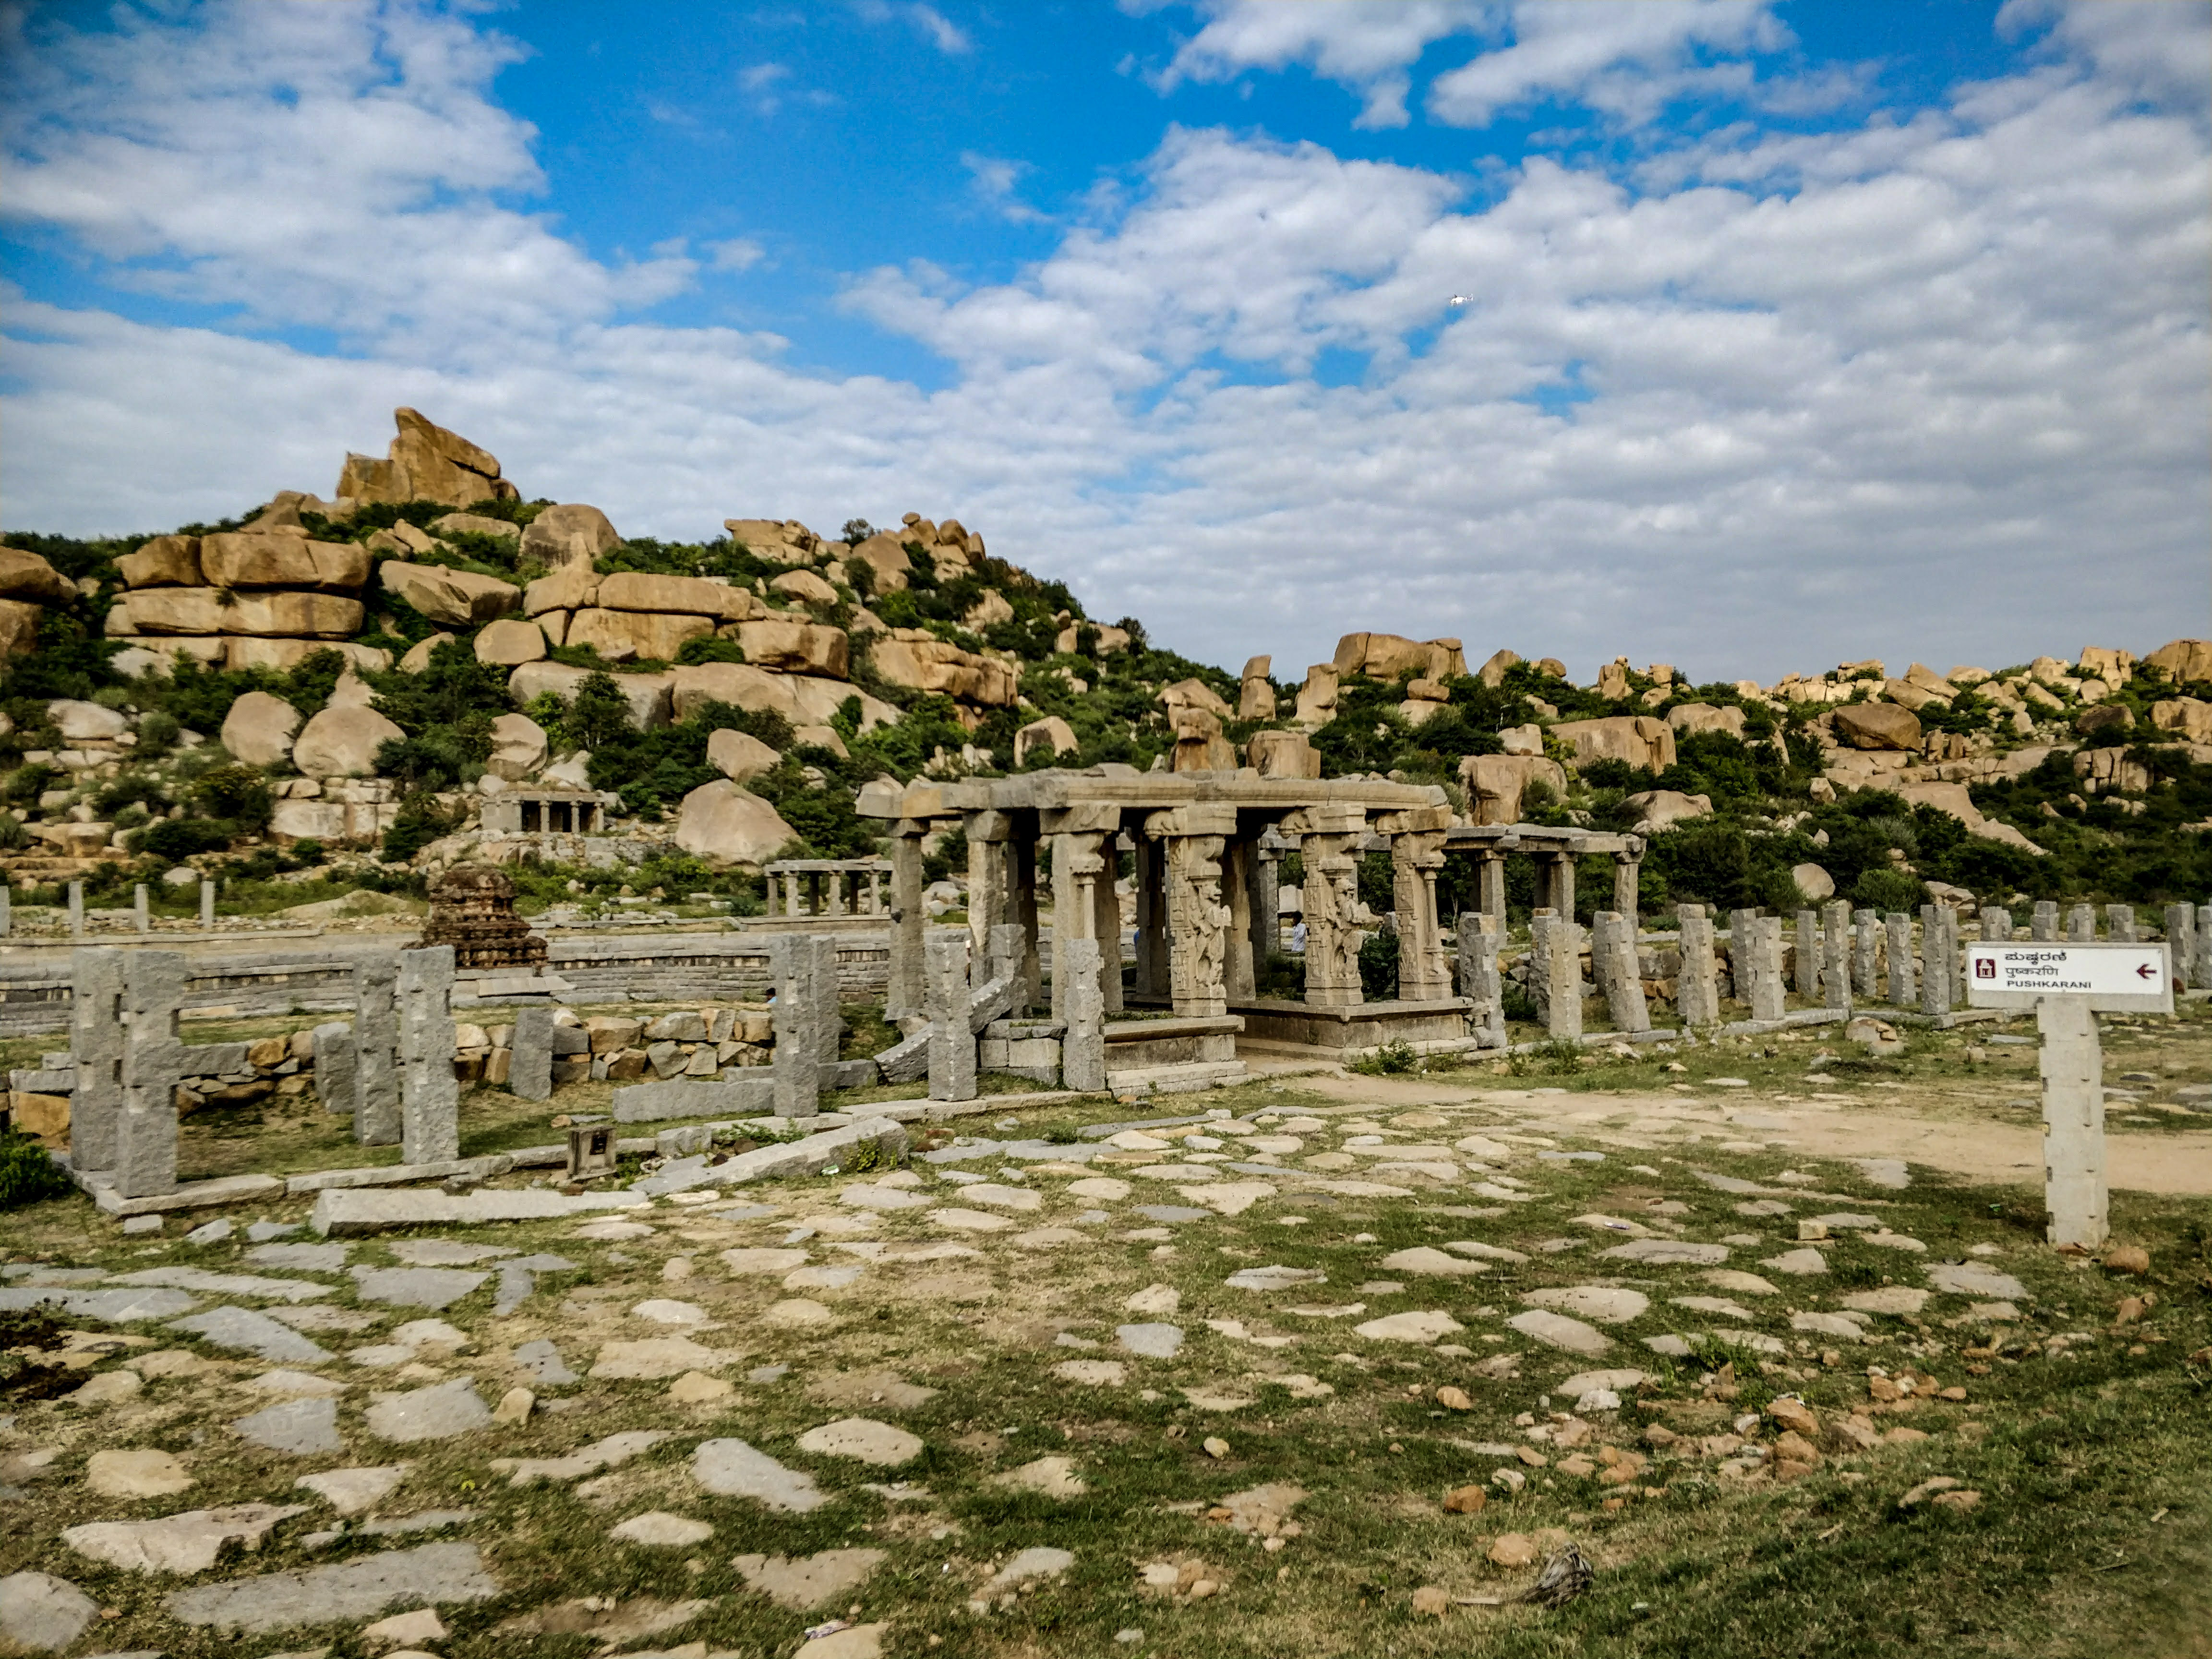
[1963,940,2174,1249]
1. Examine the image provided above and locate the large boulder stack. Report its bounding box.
[674,781,799,868]
[1550,715,1677,773]
[1333,632,1466,684]
[872,630,1019,707]
[108,530,388,676]
[0,546,78,658]
[338,408,518,507]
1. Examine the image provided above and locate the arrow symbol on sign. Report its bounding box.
[2135,963,2157,979]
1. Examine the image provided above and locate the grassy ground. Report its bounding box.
[4,1064,2208,1659]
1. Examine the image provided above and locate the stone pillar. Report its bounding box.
[1590,911,1649,1034]
[1250,843,1281,969]
[2104,903,2136,943]
[1096,841,1125,1014]
[965,811,1013,959]
[1884,913,1917,1006]
[510,1005,553,1101]
[1981,905,2014,945]
[397,946,460,1165]
[0,883,11,938]
[2039,996,2107,1248]
[115,950,187,1198]
[1541,914,1584,1038]
[200,879,215,929]
[2066,903,2097,942]
[1727,909,1757,1008]
[1478,852,1507,924]
[1853,909,1880,997]
[866,868,882,916]
[1822,900,1853,1012]
[1748,916,1787,1022]
[887,829,926,1019]
[1010,831,1042,1012]
[1612,857,1641,931]
[1223,836,1257,1003]
[1793,909,1819,998]
[1677,905,1720,1027]
[1062,937,1106,1093]
[1050,830,1102,1020]
[926,931,976,1103]
[2162,903,2194,988]
[2031,900,2059,941]
[825,869,846,917]
[1554,854,1578,922]
[67,948,126,1177]
[1919,905,1955,1016]
[1132,836,1169,999]
[1456,912,1505,1047]
[1156,826,1229,1019]
[1297,827,1364,1008]
[314,1022,356,1114]
[769,935,821,1119]
[2195,903,2212,993]
[1527,909,1558,1029]
[353,955,402,1147]
[133,884,149,935]
[811,935,842,1066]
[68,881,84,939]
[1389,829,1452,1001]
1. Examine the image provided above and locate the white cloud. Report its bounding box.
[3,0,2206,686]
[1155,1,1489,129]
[961,152,1048,223]
[707,237,767,272]
[854,1,972,56]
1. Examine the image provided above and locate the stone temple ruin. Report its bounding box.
[413,864,547,971]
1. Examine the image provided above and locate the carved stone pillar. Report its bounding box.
[964,809,1013,958]
[1145,806,1236,1019]
[1281,804,1366,1008]
[1478,851,1507,923]
[1612,854,1641,930]
[1010,828,1041,1012]
[1096,838,1126,1013]
[1386,828,1451,1001]
[1133,835,1169,998]
[1049,827,1111,1021]
[1223,836,1256,1002]
[887,826,927,1019]
[1250,837,1283,970]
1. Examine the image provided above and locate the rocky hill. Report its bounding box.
[0,406,2206,922]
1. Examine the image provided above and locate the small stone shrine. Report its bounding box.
[412,864,547,970]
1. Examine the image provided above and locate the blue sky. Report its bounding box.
[3,0,2207,681]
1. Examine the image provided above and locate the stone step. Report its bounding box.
[1105,1059,1249,1100]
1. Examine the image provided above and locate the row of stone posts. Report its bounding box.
[27,879,218,940]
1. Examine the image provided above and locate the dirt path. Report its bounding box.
[1256,1067,2212,1195]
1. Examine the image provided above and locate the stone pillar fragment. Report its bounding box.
[510,1005,554,1102]
[1300,833,1363,1008]
[1793,909,1819,998]
[1391,830,1452,1001]
[353,955,402,1147]
[397,946,460,1165]
[926,932,976,1103]
[769,934,821,1119]
[1727,909,1757,1009]
[1250,843,1281,969]
[2066,903,2097,942]
[1010,832,1042,1011]
[1477,853,1507,924]
[1223,837,1257,1003]
[1677,905,1720,1028]
[1132,837,1168,999]
[68,881,84,939]
[1527,909,1557,1030]
[965,811,1013,958]
[1980,905,2014,945]
[2031,900,2058,941]
[1062,938,1106,1094]
[200,879,215,929]
[2104,903,2136,943]
[115,950,188,1198]
[1050,831,1108,1020]
[1884,913,1916,1006]
[1590,911,1649,1034]
[1538,914,1584,1038]
[1853,909,1880,997]
[1161,833,1229,1018]
[811,935,842,1065]
[1096,844,1125,1014]
[2039,996,2107,1248]
[1456,912,1505,1047]
[67,948,126,1176]
[1747,916,1787,1022]
[1822,900,1853,1012]
[1612,858,1640,931]
[313,1022,356,1114]
[2162,903,2195,988]
[2195,903,2212,993]
[0,883,12,938]
[1918,905,1955,1016]
[134,884,149,934]
[887,830,926,1019]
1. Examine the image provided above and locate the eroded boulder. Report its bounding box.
[292,705,406,779]
[222,691,304,768]
[674,781,797,869]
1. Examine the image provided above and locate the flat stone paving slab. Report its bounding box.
[86,1448,194,1498]
[108,1267,333,1303]
[1116,1323,1184,1358]
[732,1548,887,1610]
[1926,1261,2029,1300]
[692,1439,828,1512]
[388,1240,519,1266]
[1504,1309,1612,1356]
[365,1378,492,1443]
[0,1571,97,1653]
[795,1418,924,1466]
[512,1339,579,1385]
[1523,1286,1650,1325]
[163,1540,498,1632]
[245,1244,350,1273]
[63,1503,310,1575]
[170,1306,333,1363]
[232,1397,345,1455]
[349,1267,489,1311]
[0,1286,200,1322]
[297,1465,410,1515]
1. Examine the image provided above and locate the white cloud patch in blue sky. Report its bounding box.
[2,0,2205,682]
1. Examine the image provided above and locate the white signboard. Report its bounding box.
[1963,941,2174,1014]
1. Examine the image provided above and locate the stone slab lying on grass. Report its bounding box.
[692,1439,828,1512]
[246,1244,349,1273]
[1117,1323,1184,1358]
[1841,1286,1932,1315]
[510,1339,579,1385]
[1597,1239,1731,1266]
[984,1546,1075,1592]
[162,1541,498,1632]
[795,1418,924,1466]
[632,1117,910,1193]
[493,1431,673,1485]
[86,1449,193,1498]
[389,1240,517,1266]
[1524,1287,1649,1324]
[1926,1262,2029,1300]
[298,1465,410,1515]
[1505,1309,1611,1356]
[63,1504,310,1575]
[1380,1247,1490,1277]
[732,1549,887,1611]
[169,1306,333,1363]
[365,1378,492,1443]
[612,1511,716,1547]
[311,1188,644,1237]
[350,1267,488,1311]
[233,1397,345,1455]
[0,1286,201,1323]
[107,1268,334,1303]
[92,1173,284,1217]
[0,1571,97,1653]
[1354,1310,1466,1344]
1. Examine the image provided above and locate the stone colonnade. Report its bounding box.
[764,858,886,921]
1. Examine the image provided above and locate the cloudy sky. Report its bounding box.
[3,0,2206,684]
